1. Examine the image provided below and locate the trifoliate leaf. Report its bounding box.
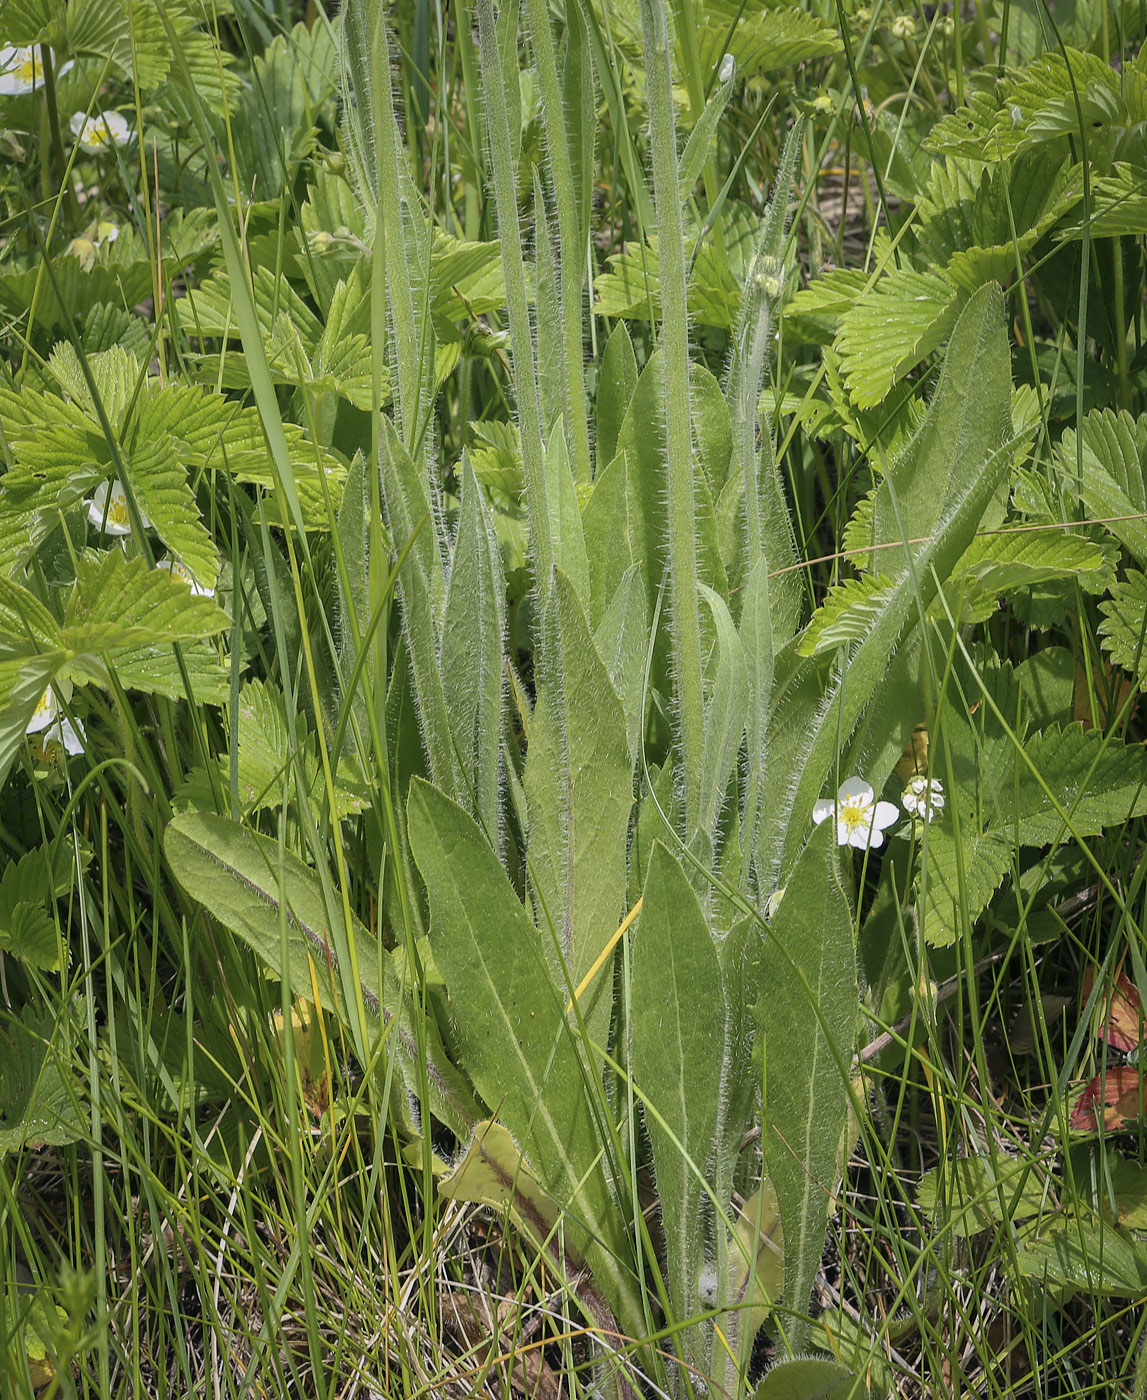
[62,553,228,651]
[0,1009,86,1154]
[917,1154,1050,1236]
[1053,408,1147,569]
[836,270,960,408]
[1007,725,1147,846]
[953,528,1108,596]
[918,825,1011,947]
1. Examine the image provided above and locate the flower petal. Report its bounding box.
[837,776,874,804]
[26,689,58,736]
[812,799,835,825]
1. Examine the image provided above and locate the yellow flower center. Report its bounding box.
[31,735,62,768]
[107,495,131,527]
[838,797,872,834]
[17,52,41,84]
[168,560,193,585]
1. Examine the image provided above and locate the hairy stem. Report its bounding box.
[474,0,556,610]
[639,0,704,837]
[522,0,594,486]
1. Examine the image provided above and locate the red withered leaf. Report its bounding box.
[1083,966,1145,1055]
[1071,1067,1147,1132]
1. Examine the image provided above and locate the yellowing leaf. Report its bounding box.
[439,1119,562,1249]
[271,999,331,1120]
[728,1180,784,1362]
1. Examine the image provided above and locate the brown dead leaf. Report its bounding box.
[895,723,929,782]
[1073,662,1136,730]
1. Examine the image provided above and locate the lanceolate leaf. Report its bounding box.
[378,417,459,798]
[631,841,726,1374]
[740,556,777,883]
[595,322,639,475]
[593,564,649,767]
[441,458,506,836]
[765,283,1015,886]
[756,821,857,1351]
[524,570,633,1036]
[698,585,749,843]
[406,778,642,1338]
[164,812,480,1137]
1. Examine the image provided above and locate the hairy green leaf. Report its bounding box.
[524,570,632,1035]
[406,778,642,1336]
[164,811,479,1137]
[757,821,857,1349]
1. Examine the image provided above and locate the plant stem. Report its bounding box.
[523,0,594,487]
[473,0,556,607]
[39,45,80,230]
[639,0,704,839]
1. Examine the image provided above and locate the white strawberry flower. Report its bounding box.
[69,109,133,152]
[902,775,945,822]
[26,688,85,757]
[813,776,900,850]
[87,479,151,535]
[156,557,214,598]
[0,45,73,96]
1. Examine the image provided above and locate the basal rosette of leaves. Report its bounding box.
[152,0,1076,1385]
[5,0,1147,1394]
